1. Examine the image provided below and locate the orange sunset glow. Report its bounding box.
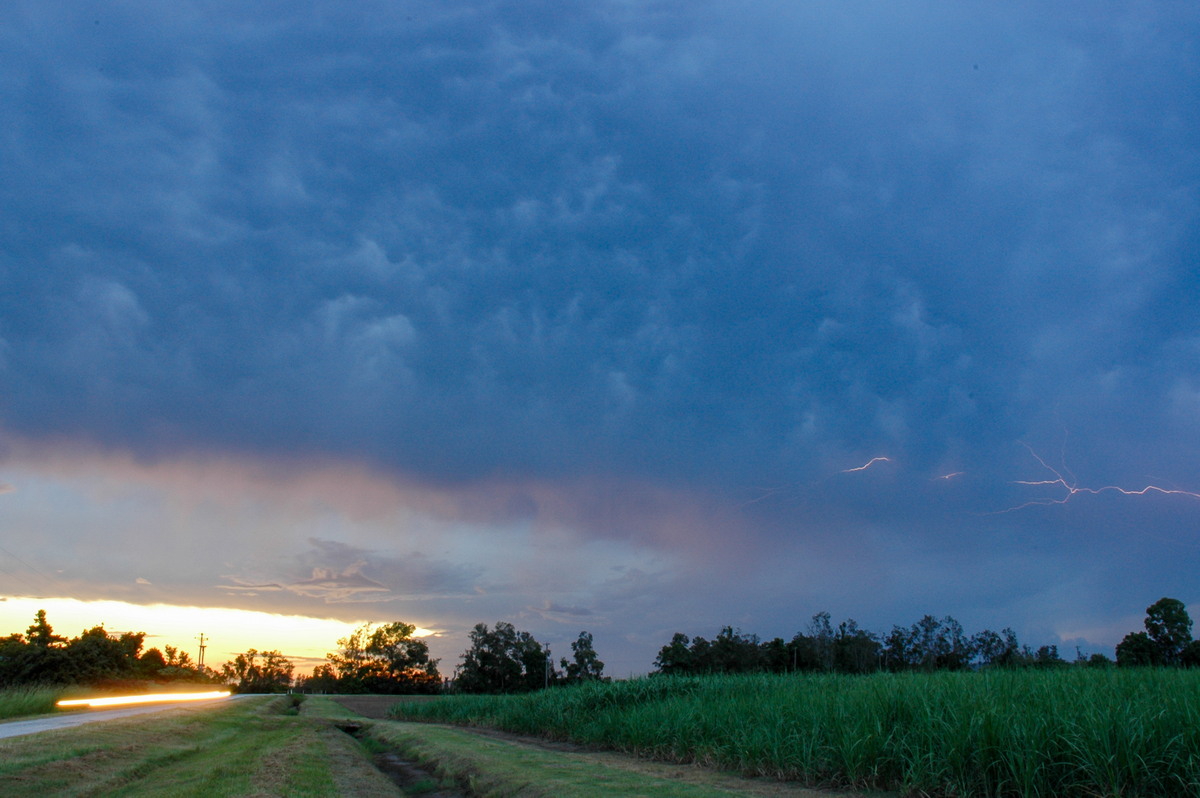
[0,596,437,671]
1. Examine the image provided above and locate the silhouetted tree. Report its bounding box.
[26,610,67,649]
[1116,631,1159,666]
[1143,597,1193,665]
[1034,644,1066,668]
[1115,598,1195,667]
[708,627,762,673]
[560,631,606,683]
[0,610,71,684]
[324,622,441,694]
[808,612,835,672]
[834,620,881,674]
[881,625,913,671]
[761,637,791,672]
[65,626,145,682]
[933,617,974,670]
[456,622,555,693]
[653,633,693,675]
[222,649,294,692]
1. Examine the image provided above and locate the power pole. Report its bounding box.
[197,633,208,670]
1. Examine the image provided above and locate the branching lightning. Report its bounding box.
[996,442,1200,513]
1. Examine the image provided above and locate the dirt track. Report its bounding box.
[329,695,430,719]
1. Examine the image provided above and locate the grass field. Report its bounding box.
[389,669,1200,797]
[0,694,405,797]
[0,686,64,720]
[2,692,859,796]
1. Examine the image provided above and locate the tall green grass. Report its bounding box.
[390,669,1200,797]
[0,686,63,720]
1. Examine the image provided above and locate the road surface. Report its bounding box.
[0,695,238,740]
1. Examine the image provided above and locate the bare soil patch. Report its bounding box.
[327,702,465,797]
[329,695,431,719]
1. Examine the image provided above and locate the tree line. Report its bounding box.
[0,609,216,687]
[294,622,606,695]
[1115,597,1200,666]
[0,612,608,694]
[5,598,1194,694]
[654,598,1200,676]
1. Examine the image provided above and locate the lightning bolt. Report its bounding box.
[841,456,892,473]
[996,442,1200,513]
[738,456,893,508]
[934,471,964,481]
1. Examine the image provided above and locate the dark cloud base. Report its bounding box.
[2,1,1198,668]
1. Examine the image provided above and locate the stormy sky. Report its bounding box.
[2,1,1198,671]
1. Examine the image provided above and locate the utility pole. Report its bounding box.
[197,633,208,670]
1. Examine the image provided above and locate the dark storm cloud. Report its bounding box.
[2,1,1199,582]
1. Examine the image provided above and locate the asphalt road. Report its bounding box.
[0,696,238,740]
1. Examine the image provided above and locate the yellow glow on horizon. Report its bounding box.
[0,596,440,669]
[57,691,232,709]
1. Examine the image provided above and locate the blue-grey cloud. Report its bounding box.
[2,1,1199,664]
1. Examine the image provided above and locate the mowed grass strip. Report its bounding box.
[390,669,1200,798]
[0,695,401,797]
[307,695,863,798]
[367,720,861,798]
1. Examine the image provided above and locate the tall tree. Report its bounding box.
[935,616,974,670]
[222,649,294,693]
[881,625,913,671]
[325,622,441,693]
[66,626,143,682]
[560,631,605,683]
[456,622,554,693]
[1116,631,1159,667]
[834,619,881,674]
[1143,597,1193,665]
[709,627,762,673]
[26,610,66,649]
[653,633,693,675]
[808,612,835,672]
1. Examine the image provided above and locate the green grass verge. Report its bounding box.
[368,720,817,797]
[0,683,234,722]
[0,686,64,720]
[389,669,1200,797]
[310,695,861,797]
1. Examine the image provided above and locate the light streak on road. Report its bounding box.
[57,691,231,709]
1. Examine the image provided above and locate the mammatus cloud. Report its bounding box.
[0,3,1197,671]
